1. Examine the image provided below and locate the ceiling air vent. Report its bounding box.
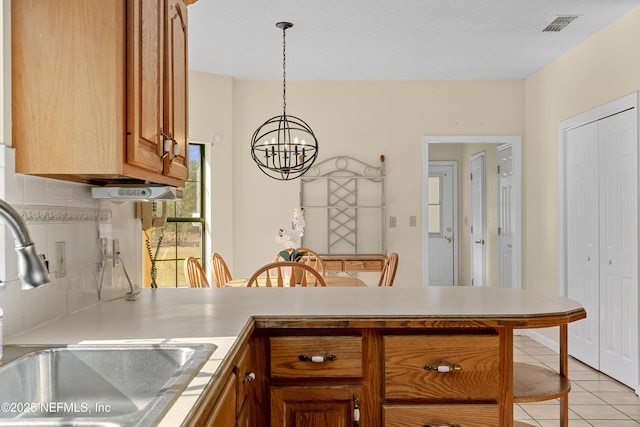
[543,15,578,32]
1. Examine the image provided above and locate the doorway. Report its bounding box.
[422,135,522,288]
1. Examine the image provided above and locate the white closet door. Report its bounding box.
[598,108,638,389]
[567,121,600,369]
[567,108,638,391]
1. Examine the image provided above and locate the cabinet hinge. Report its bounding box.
[498,227,502,236]
[497,165,501,174]
[470,225,474,234]
[470,173,473,180]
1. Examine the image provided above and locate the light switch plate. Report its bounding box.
[389,216,397,228]
[409,215,417,227]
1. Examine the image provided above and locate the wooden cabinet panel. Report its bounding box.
[271,386,362,427]
[383,404,500,427]
[384,334,500,401]
[207,373,237,427]
[12,0,126,178]
[126,0,164,174]
[270,336,363,379]
[163,0,189,180]
[235,345,254,414]
[322,256,385,273]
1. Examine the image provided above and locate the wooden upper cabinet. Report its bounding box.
[11,0,190,187]
[163,0,189,180]
[126,0,165,176]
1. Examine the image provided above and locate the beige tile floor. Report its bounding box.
[514,334,640,426]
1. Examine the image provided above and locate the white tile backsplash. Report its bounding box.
[0,146,142,340]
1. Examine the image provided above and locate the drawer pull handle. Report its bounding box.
[423,363,461,372]
[423,424,460,427]
[242,371,256,384]
[299,354,337,363]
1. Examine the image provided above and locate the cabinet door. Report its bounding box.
[271,386,362,427]
[127,0,164,174]
[163,0,189,180]
[207,373,237,427]
[383,404,499,427]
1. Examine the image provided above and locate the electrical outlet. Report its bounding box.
[100,238,108,268]
[112,239,120,267]
[389,216,397,228]
[55,241,66,278]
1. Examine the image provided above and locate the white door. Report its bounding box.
[598,109,638,389]
[566,121,600,369]
[566,108,638,390]
[497,144,514,288]
[428,163,457,286]
[470,153,485,287]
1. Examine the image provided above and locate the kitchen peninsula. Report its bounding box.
[7,287,585,427]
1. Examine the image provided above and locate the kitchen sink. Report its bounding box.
[0,343,216,426]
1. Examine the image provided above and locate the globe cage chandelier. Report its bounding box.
[250,22,319,181]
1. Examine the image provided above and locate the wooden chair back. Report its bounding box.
[274,247,325,276]
[378,252,399,287]
[210,252,232,288]
[247,261,326,287]
[184,257,210,288]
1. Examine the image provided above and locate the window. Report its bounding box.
[145,144,205,288]
[428,176,442,234]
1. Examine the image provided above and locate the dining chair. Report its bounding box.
[184,257,210,288]
[210,252,233,288]
[247,261,326,287]
[378,252,399,287]
[274,247,326,276]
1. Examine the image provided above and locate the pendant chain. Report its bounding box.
[282,27,287,115]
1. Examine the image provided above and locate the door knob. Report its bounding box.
[474,240,485,244]
[445,237,453,243]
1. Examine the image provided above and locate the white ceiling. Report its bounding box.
[187,0,640,81]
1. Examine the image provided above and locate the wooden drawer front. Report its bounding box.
[344,259,384,271]
[384,335,500,400]
[323,260,345,271]
[270,336,363,379]
[383,404,500,427]
[235,345,253,413]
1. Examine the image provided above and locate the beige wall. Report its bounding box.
[188,71,235,272]
[190,5,640,301]
[227,80,525,283]
[524,5,640,297]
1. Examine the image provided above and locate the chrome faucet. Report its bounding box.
[0,199,50,289]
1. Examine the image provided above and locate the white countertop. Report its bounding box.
[6,286,586,425]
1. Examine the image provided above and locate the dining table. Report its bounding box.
[224,275,367,287]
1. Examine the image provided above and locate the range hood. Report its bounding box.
[91,185,183,201]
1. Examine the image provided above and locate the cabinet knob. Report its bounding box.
[299,354,337,363]
[242,371,256,384]
[423,363,461,372]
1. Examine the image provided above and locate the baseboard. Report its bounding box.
[517,329,560,353]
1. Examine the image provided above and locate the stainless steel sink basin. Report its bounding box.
[0,343,216,426]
